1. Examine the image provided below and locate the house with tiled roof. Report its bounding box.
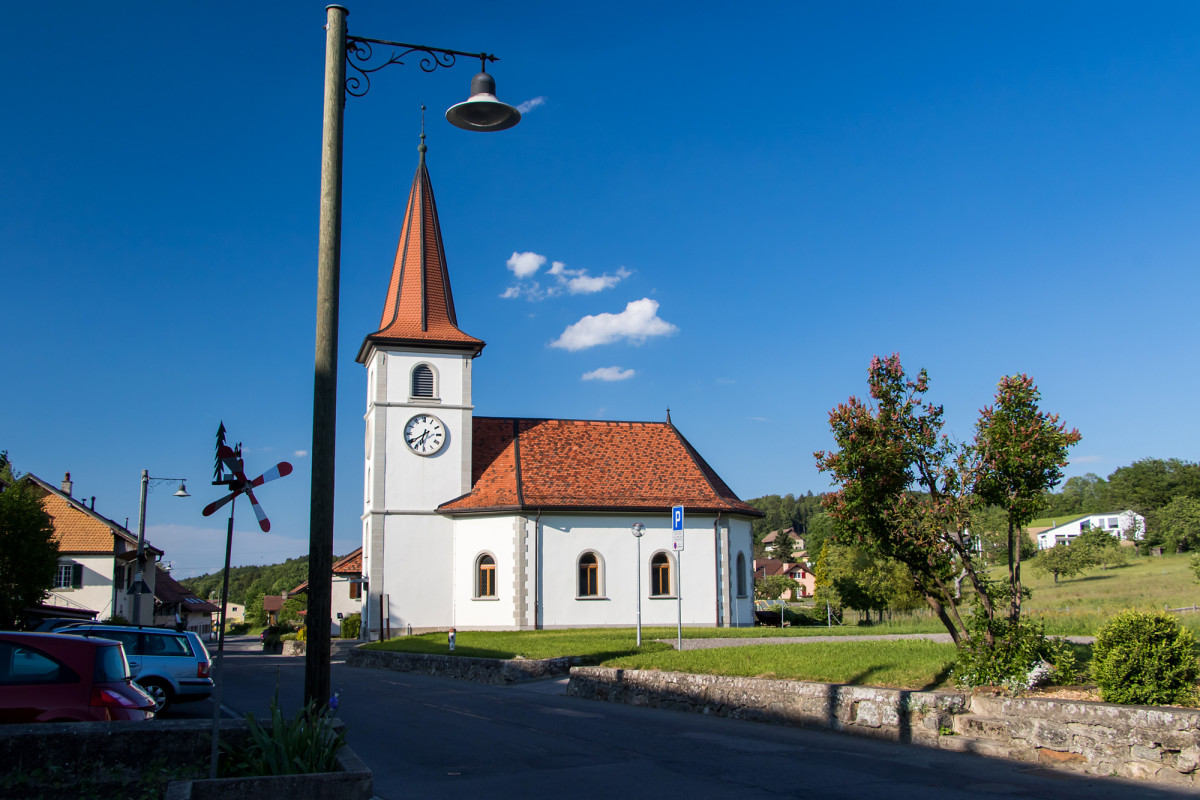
[355,141,761,637]
[753,558,815,599]
[152,565,219,637]
[289,547,363,635]
[24,472,163,624]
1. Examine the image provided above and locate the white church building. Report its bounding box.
[356,142,761,639]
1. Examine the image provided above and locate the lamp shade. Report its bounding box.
[446,71,521,132]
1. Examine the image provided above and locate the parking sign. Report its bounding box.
[672,506,684,531]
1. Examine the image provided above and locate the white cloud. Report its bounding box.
[293,449,308,458]
[517,96,547,114]
[506,251,546,279]
[1071,454,1104,464]
[567,267,631,295]
[583,366,635,382]
[503,255,630,301]
[551,298,677,351]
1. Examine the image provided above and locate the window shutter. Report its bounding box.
[412,365,434,397]
[71,563,84,589]
[349,582,361,600]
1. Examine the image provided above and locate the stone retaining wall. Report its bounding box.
[567,667,1200,786]
[568,666,969,745]
[347,646,571,683]
[964,693,1200,785]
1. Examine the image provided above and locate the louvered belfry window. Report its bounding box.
[411,365,434,397]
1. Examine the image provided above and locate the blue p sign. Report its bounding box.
[672,506,684,531]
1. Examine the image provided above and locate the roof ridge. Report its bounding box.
[512,418,525,507]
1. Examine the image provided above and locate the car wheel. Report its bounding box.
[138,678,173,714]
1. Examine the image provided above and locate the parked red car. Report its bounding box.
[0,632,155,722]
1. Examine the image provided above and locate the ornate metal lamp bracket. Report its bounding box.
[345,35,498,98]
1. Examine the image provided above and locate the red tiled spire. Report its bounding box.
[357,140,484,363]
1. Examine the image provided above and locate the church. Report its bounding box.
[356,139,761,638]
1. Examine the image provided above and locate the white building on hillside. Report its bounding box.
[356,142,761,638]
[1035,511,1144,550]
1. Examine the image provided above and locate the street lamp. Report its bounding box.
[308,4,521,708]
[631,523,645,646]
[132,471,189,627]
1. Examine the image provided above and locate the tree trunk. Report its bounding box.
[1009,517,1023,625]
[924,593,961,645]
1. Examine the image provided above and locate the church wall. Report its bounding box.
[452,515,520,630]
[537,513,733,629]
[381,512,455,632]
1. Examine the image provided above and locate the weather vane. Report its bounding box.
[202,421,292,532]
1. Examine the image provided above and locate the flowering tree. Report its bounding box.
[815,355,992,644]
[972,375,1081,624]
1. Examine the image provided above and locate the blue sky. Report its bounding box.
[4,2,1199,578]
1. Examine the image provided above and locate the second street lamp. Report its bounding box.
[131,471,189,627]
[307,4,521,708]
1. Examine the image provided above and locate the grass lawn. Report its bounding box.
[364,629,959,688]
[604,639,957,689]
[360,553,1198,692]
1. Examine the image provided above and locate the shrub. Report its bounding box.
[221,692,347,777]
[228,621,251,635]
[1092,610,1198,705]
[261,624,288,648]
[341,613,361,639]
[952,610,1076,692]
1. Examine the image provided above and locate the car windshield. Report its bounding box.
[93,643,131,682]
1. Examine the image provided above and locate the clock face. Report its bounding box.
[404,414,446,456]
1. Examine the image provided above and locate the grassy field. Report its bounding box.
[360,552,1198,691]
[1020,551,1200,635]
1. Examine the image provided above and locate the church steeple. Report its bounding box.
[356,136,485,363]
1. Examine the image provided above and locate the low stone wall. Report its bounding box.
[347,646,571,684]
[567,667,1200,786]
[0,718,372,799]
[963,693,1200,785]
[567,666,968,745]
[165,746,372,800]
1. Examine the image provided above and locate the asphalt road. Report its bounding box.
[173,636,1189,800]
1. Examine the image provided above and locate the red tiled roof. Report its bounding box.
[24,474,162,557]
[438,418,762,516]
[154,566,220,613]
[289,547,363,594]
[333,547,362,575]
[357,148,484,362]
[263,595,285,612]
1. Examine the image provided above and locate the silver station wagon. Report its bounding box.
[58,625,212,712]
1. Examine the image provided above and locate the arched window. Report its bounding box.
[411,364,435,398]
[476,554,496,598]
[736,552,747,597]
[650,552,672,597]
[578,552,602,597]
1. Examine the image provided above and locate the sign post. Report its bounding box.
[671,506,684,651]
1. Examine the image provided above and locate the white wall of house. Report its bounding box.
[1036,510,1145,549]
[47,554,115,618]
[330,575,363,634]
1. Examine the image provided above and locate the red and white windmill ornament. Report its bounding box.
[202,426,292,531]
